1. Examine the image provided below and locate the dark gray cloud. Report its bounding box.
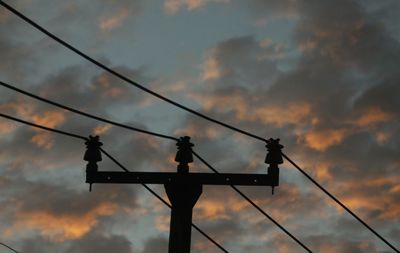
[176,0,400,251]
[141,236,168,253]
[11,231,136,253]
[203,36,281,89]
[244,0,301,21]
[1,0,399,252]
[64,231,135,253]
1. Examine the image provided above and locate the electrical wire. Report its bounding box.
[0,242,19,253]
[0,113,311,252]
[0,2,398,251]
[0,80,312,251]
[0,81,178,142]
[99,148,230,253]
[192,151,313,253]
[0,0,265,143]
[0,113,87,141]
[282,154,400,253]
[0,113,229,253]
[2,80,397,252]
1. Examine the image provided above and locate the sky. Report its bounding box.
[0,0,399,252]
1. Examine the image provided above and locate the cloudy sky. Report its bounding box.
[0,0,399,252]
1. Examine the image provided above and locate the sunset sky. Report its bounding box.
[0,0,399,252]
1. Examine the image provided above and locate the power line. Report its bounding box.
[0,113,87,141]
[0,113,309,252]
[0,82,311,251]
[0,2,397,251]
[0,0,265,142]
[283,154,400,253]
[192,151,313,253]
[0,81,178,142]
[99,148,230,253]
[0,242,19,253]
[0,113,229,253]
[1,81,397,252]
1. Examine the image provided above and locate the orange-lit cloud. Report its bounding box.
[0,99,35,118]
[314,162,333,181]
[164,0,229,15]
[340,193,400,220]
[93,124,112,135]
[94,73,125,97]
[324,175,400,221]
[5,202,118,241]
[300,128,348,151]
[0,120,16,134]
[155,215,170,232]
[30,132,54,149]
[354,107,394,126]
[252,103,312,126]
[29,111,66,148]
[190,92,312,127]
[201,57,222,81]
[99,9,130,31]
[195,199,231,220]
[31,111,65,129]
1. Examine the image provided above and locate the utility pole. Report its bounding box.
[84,136,283,253]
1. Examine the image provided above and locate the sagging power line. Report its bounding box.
[0,81,177,141]
[0,66,398,253]
[0,113,312,252]
[0,1,398,252]
[0,82,312,252]
[0,113,229,253]
[0,0,264,142]
[0,242,19,253]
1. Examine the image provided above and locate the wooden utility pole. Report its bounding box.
[84,136,283,253]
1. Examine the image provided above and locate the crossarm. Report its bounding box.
[87,171,276,186]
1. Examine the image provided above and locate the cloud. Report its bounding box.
[0,120,15,134]
[93,123,113,135]
[99,9,130,31]
[1,0,400,252]
[64,231,135,253]
[2,178,137,241]
[6,204,117,241]
[200,36,281,87]
[201,57,222,81]
[164,0,229,15]
[176,1,400,250]
[300,128,348,151]
[141,236,168,253]
[243,0,301,24]
[354,107,395,127]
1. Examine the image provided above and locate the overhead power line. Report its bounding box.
[98,148,230,253]
[0,81,177,141]
[0,113,311,252]
[0,113,229,253]
[192,151,313,253]
[0,82,312,251]
[0,113,87,141]
[0,0,265,142]
[1,2,398,252]
[283,154,400,253]
[0,242,19,253]
[1,79,398,253]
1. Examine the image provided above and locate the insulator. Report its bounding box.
[175,136,194,164]
[265,138,284,165]
[84,135,103,162]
